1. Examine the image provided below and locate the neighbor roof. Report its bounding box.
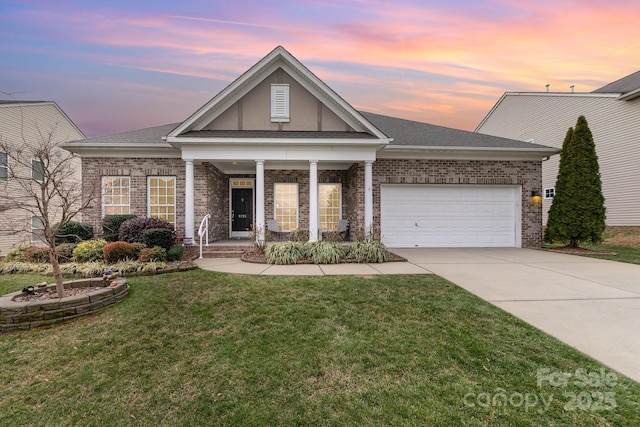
[592,70,640,95]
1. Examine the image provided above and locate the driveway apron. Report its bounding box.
[394,248,640,384]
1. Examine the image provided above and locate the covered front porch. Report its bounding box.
[182,157,375,245]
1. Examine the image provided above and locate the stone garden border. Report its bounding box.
[0,278,129,332]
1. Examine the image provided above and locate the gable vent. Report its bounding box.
[271,84,290,122]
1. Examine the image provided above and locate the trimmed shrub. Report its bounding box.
[73,239,107,263]
[139,246,167,262]
[167,244,184,262]
[103,241,135,263]
[119,217,174,244]
[56,243,78,263]
[346,240,390,263]
[323,231,344,243]
[131,242,147,259]
[4,245,30,262]
[102,214,137,242]
[265,242,305,265]
[305,241,345,264]
[142,228,174,250]
[25,246,50,263]
[55,221,94,244]
[291,229,309,243]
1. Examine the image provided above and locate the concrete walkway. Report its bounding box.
[195,249,640,383]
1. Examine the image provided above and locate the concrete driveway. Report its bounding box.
[394,248,640,383]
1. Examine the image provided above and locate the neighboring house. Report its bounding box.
[63,46,557,249]
[476,70,640,226]
[0,101,85,256]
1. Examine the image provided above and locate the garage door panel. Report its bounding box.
[381,185,520,248]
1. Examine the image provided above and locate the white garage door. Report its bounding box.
[381,185,521,248]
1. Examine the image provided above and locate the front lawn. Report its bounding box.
[1,271,638,426]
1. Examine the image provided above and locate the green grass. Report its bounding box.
[1,271,639,426]
[579,244,640,265]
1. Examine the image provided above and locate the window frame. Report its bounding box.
[0,151,8,181]
[544,188,555,199]
[273,182,298,232]
[31,158,44,183]
[102,176,131,217]
[318,183,342,231]
[31,216,45,243]
[270,84,290,122]
[147,176,176,226]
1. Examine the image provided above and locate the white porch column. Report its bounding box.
[364,160,373,241]
[184,159,195,245]
[309,160,319,242]
[255,160,265,242]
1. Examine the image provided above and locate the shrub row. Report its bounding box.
[265,240,389,265]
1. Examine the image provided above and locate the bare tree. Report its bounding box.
[0,122,97,298]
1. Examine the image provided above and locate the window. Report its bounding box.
[319,183,342,230]
[274,183,298,231]
[31,159,44,182]
[103,176,130,215]
[271,84,290,122]
[545,188,555,199]
[148,176,176,226]
[0,151,7,181]
[31,216,45,243]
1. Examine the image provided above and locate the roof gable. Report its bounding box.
[168,46,387,139]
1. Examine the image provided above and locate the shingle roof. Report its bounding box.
[67,113,554,152]
[69,123,180,144]
[360,111,554,150]
[592,70,640,94]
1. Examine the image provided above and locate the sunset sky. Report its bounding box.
[1,0,638,137]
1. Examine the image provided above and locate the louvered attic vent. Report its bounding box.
[271,84,290,122]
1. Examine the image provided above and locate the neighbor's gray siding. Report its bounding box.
[477,94,640,226]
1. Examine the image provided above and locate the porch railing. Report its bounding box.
[198,213,211,259]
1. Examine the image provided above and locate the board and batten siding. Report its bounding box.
[0,102,85,256]
[476,93,640,226]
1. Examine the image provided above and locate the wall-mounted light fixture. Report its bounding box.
[531,191,542,207]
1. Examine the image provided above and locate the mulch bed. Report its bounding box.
[542,246,615,255]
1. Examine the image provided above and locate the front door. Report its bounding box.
[231,188,253,237]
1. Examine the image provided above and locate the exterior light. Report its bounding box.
[531,191,542,207]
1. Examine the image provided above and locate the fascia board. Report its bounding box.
[166,136,391,147]
[379,145,560,161]
[619,87,640,100]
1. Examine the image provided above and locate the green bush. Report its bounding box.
[119,217,174,244]
[139,246,167,262]
[143,228,174,250]
[323,231,344,243]
[55,243,78,263]
[346,240,390,263]
[167,244,184,262]
[131,242,147,259]
[103,241,135,263]
[4,245,30,262]
[305,241,345,264]
[25,246,50,263]
[72,239,107,263]
[102,214,137,242]
[55,221,94,244]
[265,242,305,265]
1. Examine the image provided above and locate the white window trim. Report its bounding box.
[274,182,298,231]
[31,216,45,243]
[0,151,8,182]
[31,158,44,183]
[318,183,342,231]
[271,84,290,122]
[544,188,555,199]
[147,176,176,226]
[102,176,131,218]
